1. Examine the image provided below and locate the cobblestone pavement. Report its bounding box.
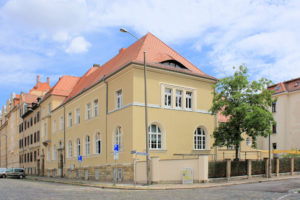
[1,178,300,200]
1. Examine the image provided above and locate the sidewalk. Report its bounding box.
[25,174,300,190]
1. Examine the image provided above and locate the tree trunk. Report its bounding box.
[234,144,239,161]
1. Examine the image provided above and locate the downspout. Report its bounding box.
[104,76,108,163]
[63,105,66,164]
[215,113,218,161]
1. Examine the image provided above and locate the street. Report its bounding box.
[1,178,300,200]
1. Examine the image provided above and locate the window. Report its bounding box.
[43,123,47,137]
[30,134,33,144]
[94,99,99,117]
[148,124,162,149]
[175,90,182,108]
[116,90,122,109]
[37,131,40,142]
[34,151,37,161]
[272,124,277,134]
[95,132,101,154]
[186,92,192,109]
[272,102,276,113]
[60,116,64,130]
[194,128,206,150]
[53,145,57,160]
[68,112,72,127]
[114,127,123,151]
[86,103,91,120]
[34,132,36,143]
[272,143,277,150]
[53,120,56,133]
[47,146,51,161]
[76,108,80,124]
[30,118,33,126]
[164,88,172,107]
[68,140,72,158]
[246,137,251,146]
[85,136,90,156]
[48,103,51,115]
[37,111,40,122]
[76,139,81,156]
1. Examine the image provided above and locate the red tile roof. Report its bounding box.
[43,76,80,100]
[65,32,216,102]
[29,78,51,94]
[268,77,300,94]
[22,93,39,104]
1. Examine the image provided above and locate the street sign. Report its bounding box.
[78,155,82,163]
[136,152,148,156]
[130,150,137,154]
[114,151,119,160]
[114,144,119,152]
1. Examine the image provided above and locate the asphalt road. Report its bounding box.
[1,178,300,200]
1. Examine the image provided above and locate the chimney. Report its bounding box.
[119,48,126,54]
[47,77,50,84]
[93,64,101,68]
[37,75,40,83]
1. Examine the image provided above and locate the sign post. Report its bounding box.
[78,155,82,179]
[113,144,119,184]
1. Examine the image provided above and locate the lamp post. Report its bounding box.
[120,28,150,185]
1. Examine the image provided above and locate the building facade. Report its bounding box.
[258,77,300,151]
[44,33,218,182]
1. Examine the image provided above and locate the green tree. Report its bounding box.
[210,65,276,160]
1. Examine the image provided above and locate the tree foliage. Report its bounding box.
[210,65,276,160]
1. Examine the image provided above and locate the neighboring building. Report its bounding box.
[39,75,79,176]
[18,76,51,175]
[0,93,20,168]
[258,77,300,151]
[45,32,218,182]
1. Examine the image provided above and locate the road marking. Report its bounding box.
[276,193,290,200]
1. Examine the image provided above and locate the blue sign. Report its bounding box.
[114,144,119,152]
[78,155,82,163]
[136,152,148,156]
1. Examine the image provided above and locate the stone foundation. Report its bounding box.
[46,164,134,183]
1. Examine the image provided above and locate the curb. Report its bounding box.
[26,175,300,190]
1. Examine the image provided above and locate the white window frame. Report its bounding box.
[175,90,182,108]
[75,108,80,124]
[68,140,72,158]
[148,124,162,150]
[86,103,91,120]
[186,91,192,110]
[95,132,101,154]
[194,127,206,150]
[164,88,172,107]
[76,138,81,157]
[85,135,90,156]
[116,90,122,109]
[94,99,99,117]
[68,112,72,127]
[114,127,123,151]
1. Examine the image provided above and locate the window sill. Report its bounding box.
[149,149,167,153]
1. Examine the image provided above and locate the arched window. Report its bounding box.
[148,124,162,149]
[114,127,123,151]
[95,132,101,154]
[85,135,90,156]
[68,140,72,158]
[194,127,206,150]
[76,138,80,156]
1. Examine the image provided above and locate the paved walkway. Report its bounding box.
[26,174,300,190]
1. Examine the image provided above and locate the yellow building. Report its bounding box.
[258,78,300,151]
[45,33,218,182]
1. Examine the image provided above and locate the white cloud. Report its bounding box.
[0,0,300,83]
[65,36,91,54]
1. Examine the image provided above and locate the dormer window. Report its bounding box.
[160,60,188,70]
[275,86,280,91]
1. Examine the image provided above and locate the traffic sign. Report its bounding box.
[78,155,82,163]
[114,151,119,160]
[136,152,148,156]
[114,144,119,152]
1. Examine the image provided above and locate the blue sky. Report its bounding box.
[1,0,300,107]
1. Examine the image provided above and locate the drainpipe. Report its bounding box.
[63,105,66,177]
[215,113,218,161]
[104,76,108,163]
